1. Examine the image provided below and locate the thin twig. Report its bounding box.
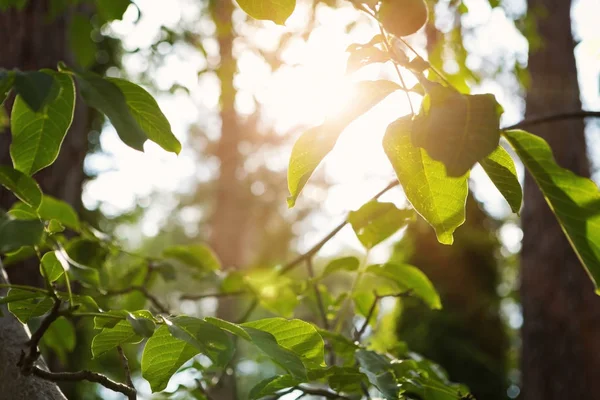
[31,366,136,400]
[354,290,413,342]
[104,286,169,314]
[503,111,600,130]
[306,258,329,329]
[279,181,399,276]
[117,346,134,389]
[180,290,248,301]
[296,385,351,400]
[237,297,258,324]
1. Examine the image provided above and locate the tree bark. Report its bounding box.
[520,0,600,398]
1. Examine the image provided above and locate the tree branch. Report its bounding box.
[306,257,329,329]
[503,110,600,130]
[354,290,413,342]
[180,290,248,301]
[31,367,136,400]
[117,346,134,389]
[105,286,169,314]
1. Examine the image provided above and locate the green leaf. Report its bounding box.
[40,251,66,283]
[0,70,15,104]
[0,166,42,208]
[288,80,400,207]
[504,129,600,290]
[141,324,199,392]
[163,244,220,272]
[383,116,468,245]
[92,319,143,358]
[479,144,522,213]
[13,71,55,112]
[0,289,42,305]
[76,71,147,151]
[328,368,365,393]
[235,0,296,25]
[412,81,501,177]
[243,318,325,369]
[11,71,75,175]
[205,316,251,340]
[108,78,181,154]
[348,201,414,248]
[320,256,360,279]
[249,375,299,399]
[7,289,54,323]
[366,263,442,309]
[355,350,399,400]
[127,312,156,338]
[42,316,75,363]
[0,215,44,253]
[69,14,97,67]
[38,195,79,230]
[95,0,131,22]
[165,316,234,367]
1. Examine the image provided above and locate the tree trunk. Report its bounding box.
[520,0,600,398]
[0,2,88,398]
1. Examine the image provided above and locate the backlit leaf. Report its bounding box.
[40,251,67,283]
[7,289,53,323]
[320,256,360,279]
[0,166,42,208]
[348,201,414,248]
[383,116,468,244]
[92,320,142,358]
[163,244,220,272]
[10,71,75,175]
[249,375,299,399]
[504,129,600,290]
[235,0,296,25]
[38,195,79,230]
[288,80,400,207]
[479,144,522,213]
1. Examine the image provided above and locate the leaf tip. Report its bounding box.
[286,196,296,208]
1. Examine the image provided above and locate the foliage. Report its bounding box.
[0,0,599,399]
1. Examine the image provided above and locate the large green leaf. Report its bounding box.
[165,316,234,367]
[38,195,80,230]
[235,0,296,25]
[92,310,154,358]
[355,350,399,400]
[366,263,441,309]
[0,214,44,253]
[0,166,42,208]
[348,201,414,248]
[479,144,522,213]
[108,78,181,154]
[141,324,199,392]
[10,71,75,175]
[243,318,325,368]
[504,129,600,289]
[13,71,55,112]
[163,244,220,272]
[412,81,501,177]
[7,289,54,323]
[249,375,299,399]
[76,71,147,151]
[383,116,468,244]
[320,256,360,279]
[287,80,400,206]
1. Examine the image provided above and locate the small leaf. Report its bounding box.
[235,0,296,25]
[76,71,148,151]
[504,129,600,290]
[165,316,234,367]
[141,324,199,392]
[479,144,522,214]
[0,166,42,208]
[163,244,220,272]
[7,289,53,323]
[383,116,468,244]
[288,80,400,206]
[69,14,97,67]
[42,316,75,363]
[10,71,75,175]
[249,375,299,399]
[92,320,143,358]
[348,201,414,248]
[40,251,67,283]
[108,78,181,154]
[38,195,79,230]
[412,81,501,177]
[13,71,55,112]
[243,318,325,369]
[0,215,44,253]
[320,256,360,279]
[366,263,442,309]
[355,350,399,400]
[127,312,156,338]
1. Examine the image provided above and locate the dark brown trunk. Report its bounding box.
[520,0,600,398]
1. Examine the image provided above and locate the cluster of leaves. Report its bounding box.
[1,0,600,399]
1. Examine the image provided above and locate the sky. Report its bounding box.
[82,0,600,263]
